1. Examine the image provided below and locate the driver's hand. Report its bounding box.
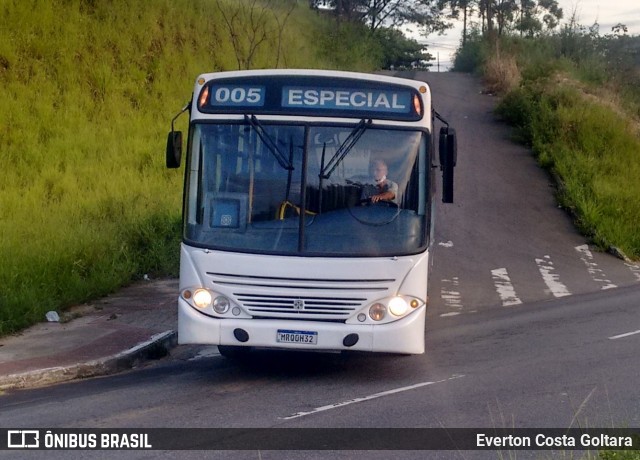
[371,194,381,203]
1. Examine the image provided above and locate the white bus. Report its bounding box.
[166,69,456,356]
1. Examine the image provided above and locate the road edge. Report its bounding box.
[0,330,177,392]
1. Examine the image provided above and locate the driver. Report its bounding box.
[361,159,398,204]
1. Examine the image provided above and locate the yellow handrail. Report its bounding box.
[277,201,317,220]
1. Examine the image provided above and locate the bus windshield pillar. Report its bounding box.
[298,126,310,252]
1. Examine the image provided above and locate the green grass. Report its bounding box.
[0,0,382,335]
[599,451,640,459]
[496,80,640,259]
[462,31,640,261]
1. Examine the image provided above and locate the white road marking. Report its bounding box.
[575,244,617,290]
[609,330,640,340]
[491,268,522,306]
[440,277,462,313]
[625,262,640,282]
[438,241,454,248]
[535,255,572,298]
[280,375,465,420]
[440,312,461,317]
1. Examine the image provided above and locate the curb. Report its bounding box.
[0,330,177,392]
[608,245,634,264]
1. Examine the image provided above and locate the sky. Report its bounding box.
[408,0,640,71]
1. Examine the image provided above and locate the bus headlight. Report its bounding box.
[192,289,212,309]
[369,303,386,321]
[213,296,230,314]
[388,296,408,317]
[352,296,424,324]
[181,288,250,318]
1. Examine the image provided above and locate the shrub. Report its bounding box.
[483,50,521,94]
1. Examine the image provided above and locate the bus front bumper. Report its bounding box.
[178,299,426,354]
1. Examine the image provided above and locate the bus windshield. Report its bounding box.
[184,121,430,256]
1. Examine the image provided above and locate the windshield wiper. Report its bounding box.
[320,118,372,179]
[244,114,294,170]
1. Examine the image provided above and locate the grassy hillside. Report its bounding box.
[0,0,383,335]
[454,31,640,261]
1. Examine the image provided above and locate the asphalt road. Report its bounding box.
[416,71,639,316]
[2,284,639,459]
[1,72,639,459]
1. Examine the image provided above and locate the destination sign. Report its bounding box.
[208,85,265,107]
[199,76,422,121]
[282,87,411,113]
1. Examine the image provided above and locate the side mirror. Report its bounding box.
[166,131,183,168]
[439,126,456,203]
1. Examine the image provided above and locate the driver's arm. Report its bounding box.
[371,190,395,203]
[371,181,397,203]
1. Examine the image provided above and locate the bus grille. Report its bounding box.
[235,293,364,318]
[207,271,394,321]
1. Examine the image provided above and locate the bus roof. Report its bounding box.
[194,69,430,89]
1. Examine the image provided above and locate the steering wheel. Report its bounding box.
[359,198,399,208]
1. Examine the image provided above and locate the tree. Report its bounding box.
[375,27,434,68]
[447,0,478,45]
[312,0,450,35]
[445,0,562,40]
[517,0,562,36]
[538,0,563,30]
[477,0,496,45]
[494,0,518,36]
[409,0,453,35]
[310,0,450,69]
[217,0,297,69]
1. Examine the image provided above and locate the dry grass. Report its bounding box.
[483,49,521,94]
[553,73,640,137]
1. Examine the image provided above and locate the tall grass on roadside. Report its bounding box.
[483,48,521,94]
[599,449,640,459]
[0,0,380,336]
[496,82,640,259]
[455,29,640,261]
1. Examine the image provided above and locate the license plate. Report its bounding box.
[276,329,318,345]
